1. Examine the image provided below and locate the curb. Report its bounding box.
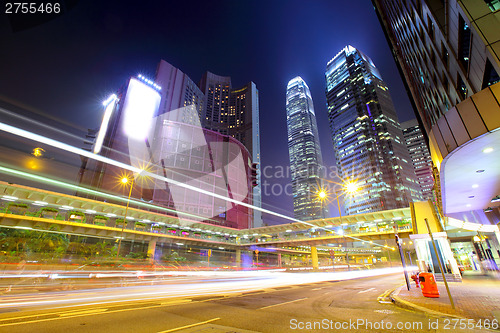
[390,285,465,320]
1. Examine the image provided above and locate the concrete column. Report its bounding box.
[278,253,282,268]
[311,246,319,269]
[235,249,241,267]
[147,239,157,262]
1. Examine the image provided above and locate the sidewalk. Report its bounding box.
[392,272,500,323]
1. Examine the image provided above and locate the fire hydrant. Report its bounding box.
[410,272,420,288]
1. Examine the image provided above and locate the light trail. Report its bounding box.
[0,165,208,222]
[0,268,407,310]
[0,121,389,248]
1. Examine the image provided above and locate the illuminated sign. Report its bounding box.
[122,77,161,140]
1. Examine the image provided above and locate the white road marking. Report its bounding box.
[358,287,376,294]
[157,317,221,333]
[258,298,308,310]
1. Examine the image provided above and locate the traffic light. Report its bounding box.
[250,163,258,187]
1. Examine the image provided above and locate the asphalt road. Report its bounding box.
[0,272,489,333]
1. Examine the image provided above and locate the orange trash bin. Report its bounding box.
[419,272,439,298]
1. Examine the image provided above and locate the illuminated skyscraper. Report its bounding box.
[199,72,262,227]
[325,46,421,215]
[402,119,434,200]
[286,77,326,221]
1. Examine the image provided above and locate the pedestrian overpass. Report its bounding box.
[1,181,416,264]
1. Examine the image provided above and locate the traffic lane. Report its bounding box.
[1,274,487,333]
[0,274,409,333]
[0,269,404,312]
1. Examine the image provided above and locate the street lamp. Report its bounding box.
[317,181,359,270]
[116,175,134,259]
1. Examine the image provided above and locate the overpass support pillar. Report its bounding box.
[235,249,241,267]
[311,246,319,270]
[147,239,157,263]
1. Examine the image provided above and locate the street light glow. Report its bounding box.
[345,181,359,194]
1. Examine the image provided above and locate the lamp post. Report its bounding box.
[116,176,134,259]
[317,181,359,271]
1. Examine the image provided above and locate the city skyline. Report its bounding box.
[0,0,418,222]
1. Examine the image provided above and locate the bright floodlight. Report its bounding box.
[345,181,359,194]
[318,190,327,199]
[122,78,161,140]
[121,177,129,184]
[94,95,118,154]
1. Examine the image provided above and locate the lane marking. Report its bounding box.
[157,317,220,333]
[358,287,376,294]
[59,308,107,317]
[258,298,307,310]
[161,299,191,306]
[0,299,191,327]
[311,288,324,291]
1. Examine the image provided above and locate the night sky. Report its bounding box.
[0,0,417,223]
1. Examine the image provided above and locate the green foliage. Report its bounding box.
[0,227,69,255]
[94,215,109,221]
[396,218,411,226]
[8,202,29,208]
[25,211,39,217]
[68,210,85,217]
[135,222,147,227]
[67,210,86,223]
[161,251,186,262]
[40,207,59,213]
[126,251,147,259]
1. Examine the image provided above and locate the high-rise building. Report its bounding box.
[402,119,434,200]
[155,60,205,125]
[373,0,500,224]
[198,71,262,228]
[325,45,421,215]
[80,59,262,229]
[285,77,327,221]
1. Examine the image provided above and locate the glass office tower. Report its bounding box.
[286,76,327,221]
[402,119,434,200]
[325,46,421,215]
